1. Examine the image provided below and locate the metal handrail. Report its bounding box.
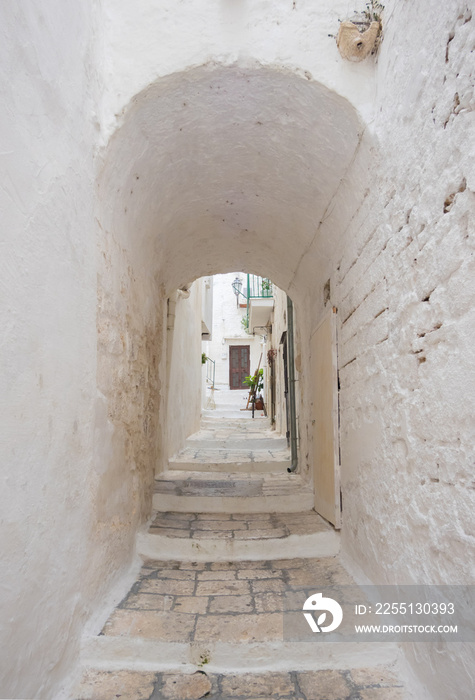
[206,357,215,388]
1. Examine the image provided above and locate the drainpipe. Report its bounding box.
[286,295,298,473]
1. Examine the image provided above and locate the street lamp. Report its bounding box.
[232,276,243,298]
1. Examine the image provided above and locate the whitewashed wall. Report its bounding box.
[2,0,474,698]
[302,2,475,696]
[0,3,105,699]
[166,282,204,459]
[98,0,375,144]
[267,288,288,437]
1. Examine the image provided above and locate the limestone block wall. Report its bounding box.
[311,1,475,696]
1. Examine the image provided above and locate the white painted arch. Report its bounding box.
[97,61,366,302]
[94,62,373,525]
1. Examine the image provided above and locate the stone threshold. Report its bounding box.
[138,530,340,562]
[169,459,290,473]
[153,472,314,513]
[81,636,401,675]
[153,492,315,513]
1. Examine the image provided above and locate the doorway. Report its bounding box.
[229,345,250,389]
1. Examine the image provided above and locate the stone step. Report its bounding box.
[184,426,280,442]
[153,471,314,513]
[168,460,289,473]
[78,646,405,696]
[138,511,339,561]
[77,556,409,698]
[178,436,289,449]
[169,435,290,473]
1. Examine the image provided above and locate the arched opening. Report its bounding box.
[95,61,367,531]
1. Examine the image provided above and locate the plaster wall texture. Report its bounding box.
[0,3,124,699]
[267,288,305,470]
[98,0,376,142]
[166,281,204,460]
[298,2,475,696]
[268,288,289,439]
[203,274,263,388]
[2,0,474,698]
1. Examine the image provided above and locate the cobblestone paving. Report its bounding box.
[100,557,354,643]
[149,511,331,540]
[76,667,406,699]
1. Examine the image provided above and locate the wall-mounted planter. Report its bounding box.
[337,20,380,62]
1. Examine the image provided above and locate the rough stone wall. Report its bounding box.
[316,1,475,697]
[95,228,162,533]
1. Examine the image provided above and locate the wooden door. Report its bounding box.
[229,345,250,389]
[311,308,341,528]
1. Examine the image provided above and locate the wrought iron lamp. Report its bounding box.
[232,276,243,298]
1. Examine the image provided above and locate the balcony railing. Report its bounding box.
[247,274,273,299]
[246,275,273,334]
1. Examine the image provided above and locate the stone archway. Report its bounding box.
[94,61,368,533]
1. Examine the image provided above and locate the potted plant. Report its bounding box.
[243,368,264,408]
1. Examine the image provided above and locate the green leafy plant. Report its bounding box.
[261,278,272,295]
[241,315,250,333]
[243,368,264,393]
[202,352,209,364]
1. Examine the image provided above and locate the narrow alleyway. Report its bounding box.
[75,390,409,699]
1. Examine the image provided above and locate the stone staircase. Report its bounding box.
[153,412,314,515]
[75,390,411,699]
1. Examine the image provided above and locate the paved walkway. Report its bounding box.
[154,387,311,511]
[203,386,268,420]
[75,386,409,699]
[77,557,406,698]
[99,557,352,643]
[170,387,289,471]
